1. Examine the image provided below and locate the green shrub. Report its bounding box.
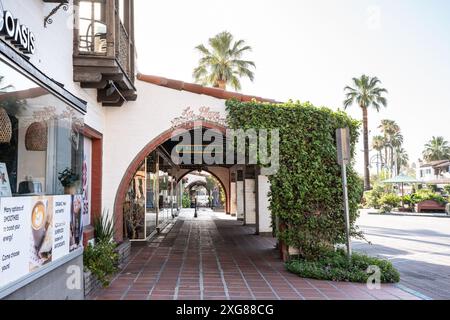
[182,193,191,208]
[286,249,400,283]
[412,189,447,205]
[378,193,401,213]
[93,211,115,243]
[226,99,362,260]
[364,184,385,209]
[444,185,450,195]
[83,241,118,287]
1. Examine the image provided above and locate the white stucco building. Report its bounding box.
[0,0,274,299]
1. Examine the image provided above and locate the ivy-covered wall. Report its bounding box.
[226,99,363,259]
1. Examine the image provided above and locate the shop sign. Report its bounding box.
[0,4,36,55]
[0,195,83,289]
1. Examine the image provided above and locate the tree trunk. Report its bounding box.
[217,80,226,90]
[362,106,371,190]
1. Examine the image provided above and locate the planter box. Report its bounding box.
[84,270,101,297]
[417,200,446,213]
[115,240,131,269]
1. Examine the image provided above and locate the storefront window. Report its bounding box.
[123,161,145,240]
[145,152,157,237]
[0,58,85,290]
[124,149,179,241]
[0,59,84,198]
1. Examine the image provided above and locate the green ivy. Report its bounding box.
[226,99,363,259]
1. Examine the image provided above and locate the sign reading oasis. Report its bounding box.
[0,195,83,289]
[0,7,36,55]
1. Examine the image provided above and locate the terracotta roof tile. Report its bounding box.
[137,73,277,103]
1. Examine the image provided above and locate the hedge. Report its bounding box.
[226,99,363,259]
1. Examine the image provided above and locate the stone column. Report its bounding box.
[244,178,256,225]
[236,170,245,221]
[256,175,272,236]
[230,171,237,217]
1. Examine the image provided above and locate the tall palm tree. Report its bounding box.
[395,147,409,174]
[371,135,385,173]
[378,119,401,177]
[344,75,388,190]
[423,136,450,162]
[193,31,255,90]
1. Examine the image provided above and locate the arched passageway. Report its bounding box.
[113,121,273,243]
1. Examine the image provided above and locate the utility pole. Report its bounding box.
[336,128,352,261]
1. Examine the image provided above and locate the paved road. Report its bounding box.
[354,210,450,300]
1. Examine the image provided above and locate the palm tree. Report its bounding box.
[378,119,401,177]
[372,135,385,173]
[423,136,450,162]
[395,147,409,174]
[193,31,255,90]
[344,75,388,190]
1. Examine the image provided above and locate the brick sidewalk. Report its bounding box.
[90,209,420,300]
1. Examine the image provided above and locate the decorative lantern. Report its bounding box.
[0,107,12,143]
[25,121,48,151]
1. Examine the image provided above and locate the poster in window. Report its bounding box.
[29,197,53,271]
[0,197,31,287]
[52,195,71,261]
[70,194,83,251]
[0,163,12,197]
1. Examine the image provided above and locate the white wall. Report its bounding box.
[236,181,244,220]
[102,80,227,216]
[230,182,237,216]
[1,0,105,132]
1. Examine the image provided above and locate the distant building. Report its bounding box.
[417,160,450,186]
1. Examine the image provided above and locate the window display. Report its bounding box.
[0,59,84,198]
[124,149,179,241]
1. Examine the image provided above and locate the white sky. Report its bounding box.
[134,0,450,174]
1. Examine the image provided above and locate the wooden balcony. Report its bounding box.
[73,0,137,106]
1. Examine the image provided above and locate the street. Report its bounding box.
[354,210,450,300]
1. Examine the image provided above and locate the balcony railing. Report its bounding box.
[73,0,136,106]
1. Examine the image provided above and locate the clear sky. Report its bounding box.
[134,0,450,174]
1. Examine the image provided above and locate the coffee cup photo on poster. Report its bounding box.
[70,194,83,251]
[29,197,53,271]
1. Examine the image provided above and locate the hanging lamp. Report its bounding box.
[25,121,48,151]
[0,107,12,143]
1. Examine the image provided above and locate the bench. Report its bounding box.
[417,200,446,213]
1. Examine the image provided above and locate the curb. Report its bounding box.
[395,284,433,300]
[368,212,450,218]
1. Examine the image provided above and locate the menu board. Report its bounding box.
[0,195,83,289]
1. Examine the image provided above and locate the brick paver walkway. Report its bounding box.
[90,209,420,300]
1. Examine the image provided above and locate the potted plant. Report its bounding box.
[58,168,80,194]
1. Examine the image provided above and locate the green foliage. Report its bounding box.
[378,193,401,213]
[444,185,450,195]
[58,168,79,187]
[286,249,400,283]
[193,31,255,90]
[83,241,118,287]
[226,99,362,259]
[182,192,191,208]
[93,211,115,243]
[412,189,447,205]
[363,183,385,209]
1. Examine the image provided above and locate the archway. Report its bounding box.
[113,121,228,242]
[179,169,229,211]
